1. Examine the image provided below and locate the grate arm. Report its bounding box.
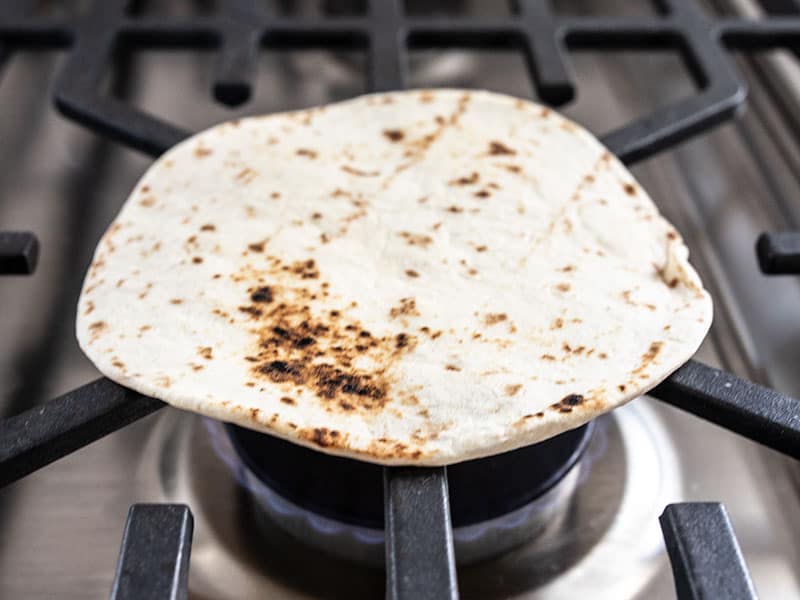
[384,466,459,600]
[110,504,194,600]
[0,378,164,488]
[660,502,758,600]
[0,231,39,275]
[756,232,800,275]
[651,359,800,459]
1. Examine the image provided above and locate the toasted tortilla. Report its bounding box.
[76,89,712,465]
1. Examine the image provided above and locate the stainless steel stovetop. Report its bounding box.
[2,0,800,598]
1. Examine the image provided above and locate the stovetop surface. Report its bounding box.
[2,0,800,598]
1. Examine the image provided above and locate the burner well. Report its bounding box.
[226,423,593,529]
[219,422,593,564]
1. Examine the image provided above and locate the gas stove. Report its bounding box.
[2,0,800,598]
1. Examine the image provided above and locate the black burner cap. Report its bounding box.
[226,422,593,529]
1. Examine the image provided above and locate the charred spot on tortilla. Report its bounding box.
[449,172,479,186]
[296,148,318,159]
[250,286,273,303]
[488,141,515,156]
[383,129,405,142]
[484,313,507,326]
[550,394,585,413]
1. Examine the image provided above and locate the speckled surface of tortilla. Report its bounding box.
[76,89,712,465]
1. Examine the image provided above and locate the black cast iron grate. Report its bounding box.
[2,0,800,598]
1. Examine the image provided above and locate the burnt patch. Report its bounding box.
[260,360,387,408]
[484,312,507,326]
[89,321,107,334]
[296,148,318,159]
[631,341,664,378]
[488,141,515,156]
[562,342,586,355]
[235,167,256,183]
[624,183,638,196]
[514,410,544,427]
[295,336,316,349]
[250,286,274,303]
[239,305,263,318]
[245,265,417,415]
[405,269,419,278]
[301,427,344,448]
[389,297,420,319]
[258,360,303,383]
[366,437,425,461]
[290,259,319,279]
[398,231,433,248]
[248,242,265,253]
[550,393,585,413]
[200,224,216,232]
[383,129,405,142]
[341,165,379,177]
[504,384,523,396]
[449,172,479,186]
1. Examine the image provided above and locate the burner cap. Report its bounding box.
[227,423,593,529]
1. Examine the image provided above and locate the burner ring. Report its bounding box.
[226,422,593,530]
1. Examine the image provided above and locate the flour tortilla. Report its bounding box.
[76,89,712,466]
